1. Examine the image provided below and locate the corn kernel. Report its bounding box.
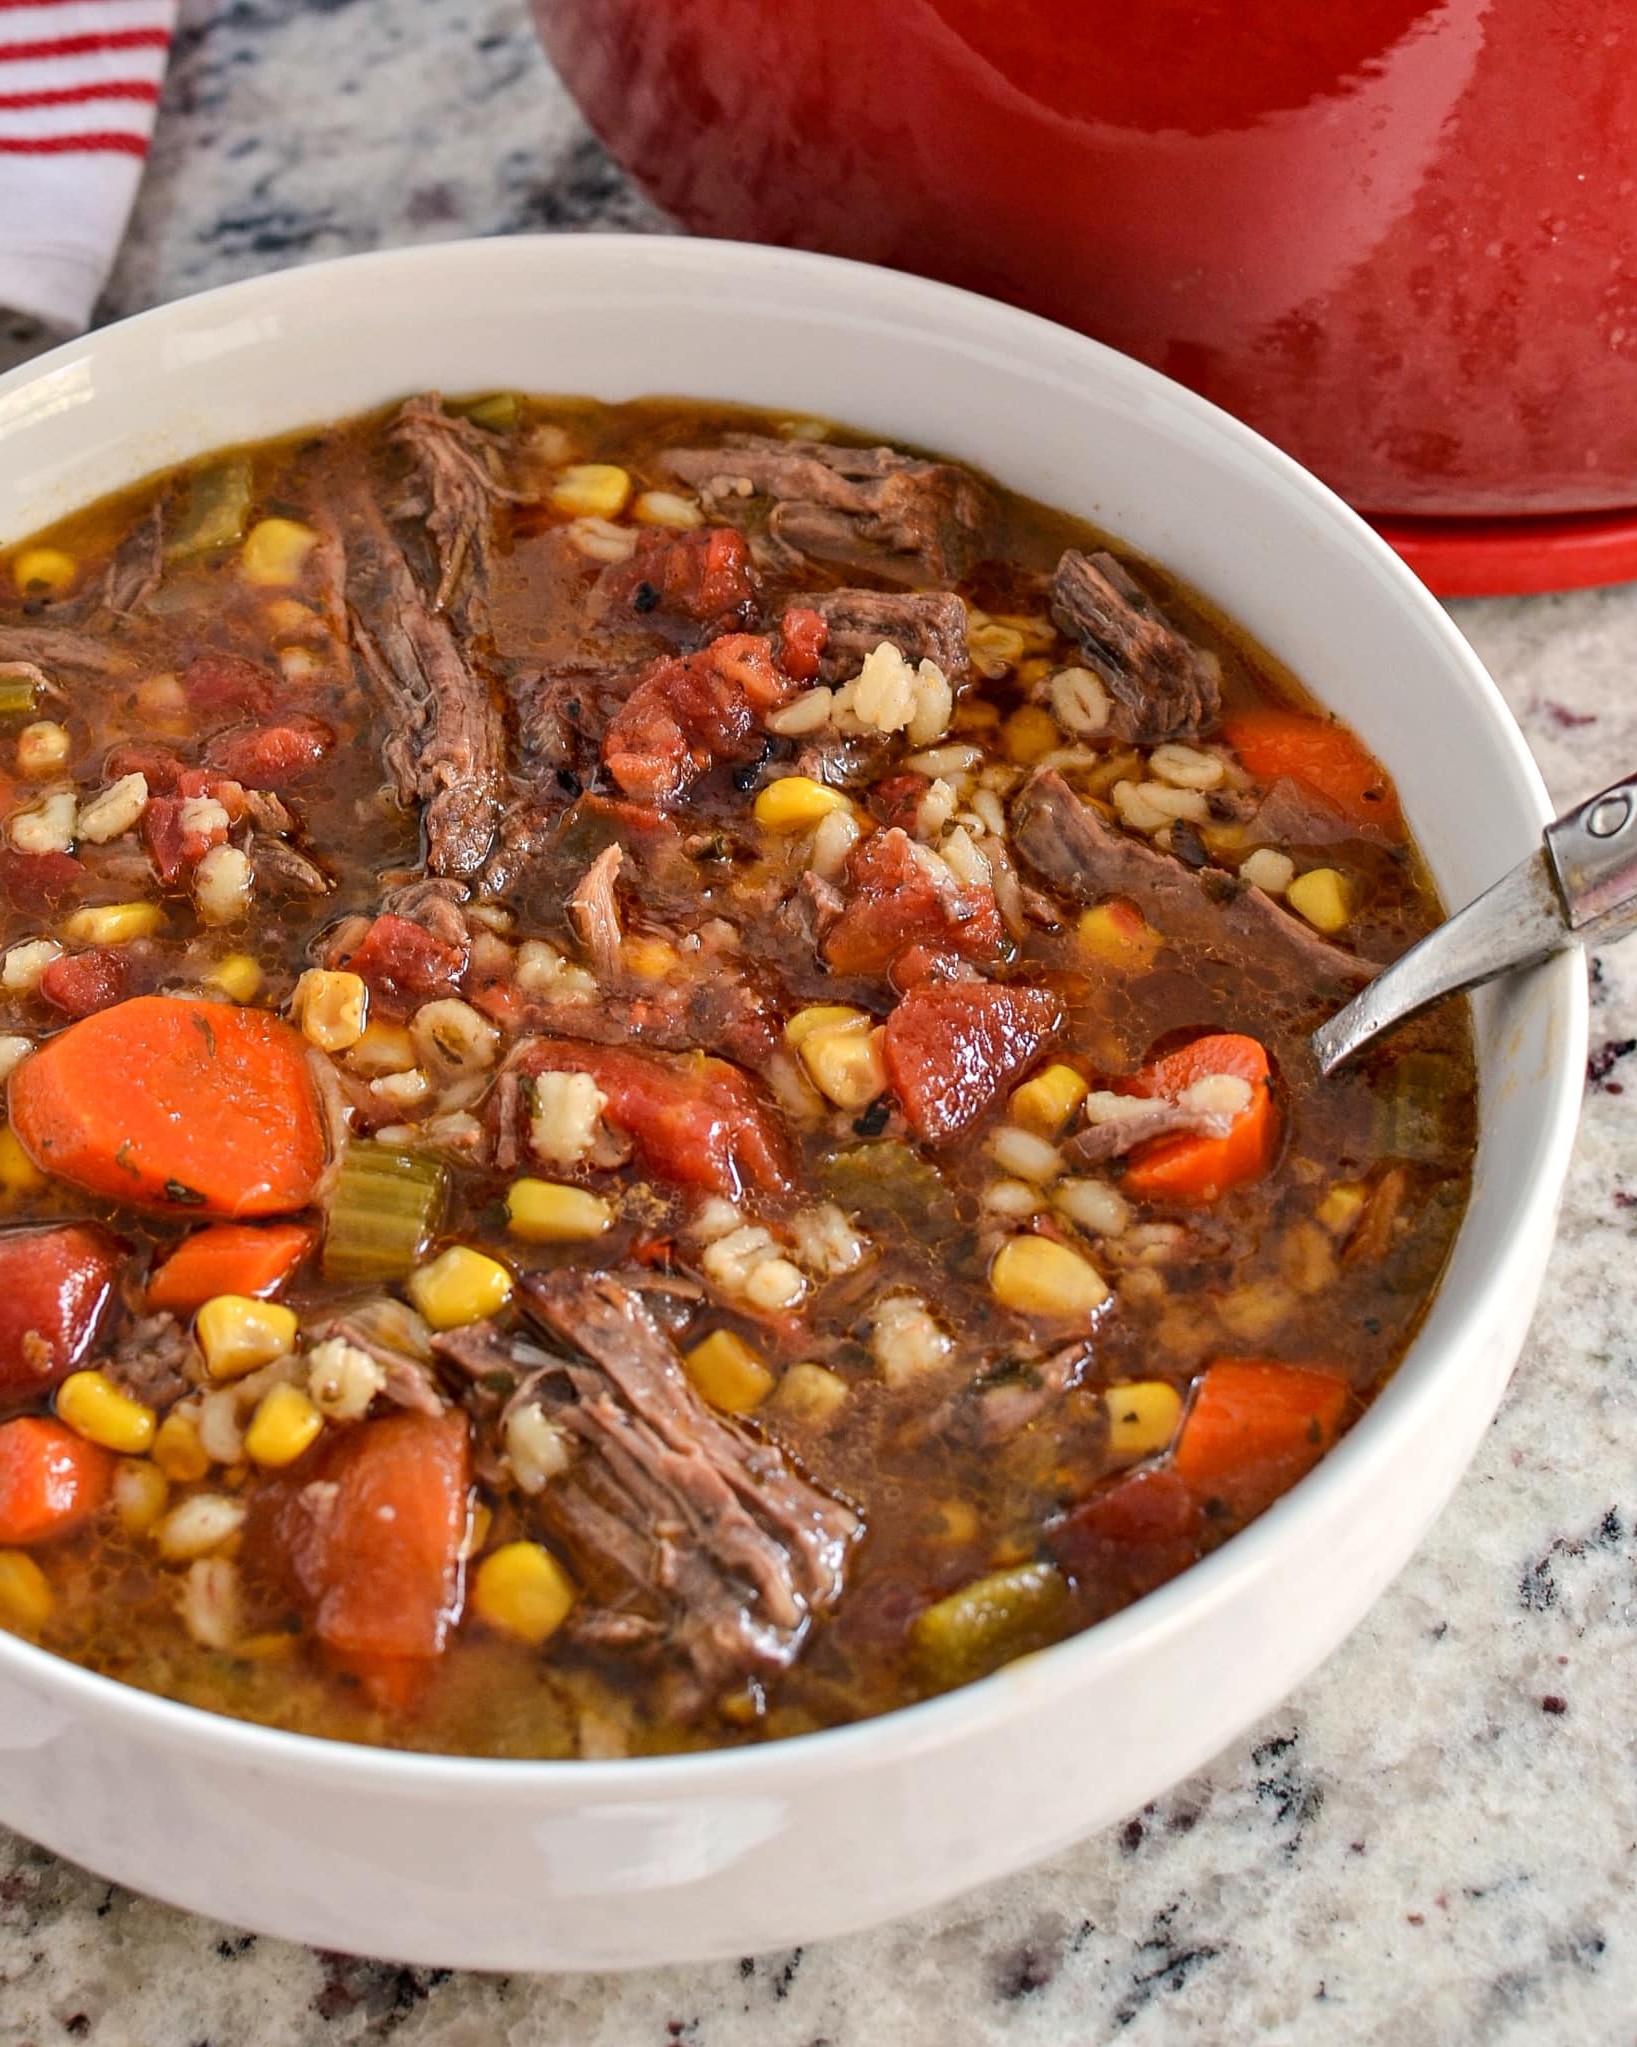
[799,1021,887,1112]
[63,901,162,947]
[112,1458,170,1535]
[1103,1380,1183,1457]
[1078,900,1164,969]
[551,463,632,520]
[1009,1064,1088,1139]
[505,1178,613,1244]
[244,1383,324,1468]
[240,517,319,587]
[927,1497,980,1544]
[0,1550,52,1630]
[461,1499,494,1559]
[1317,1181,1369,1234]
[0,1126,45,1196]
[294,968,368,1051]
[1003,704,1059,764]
[768,1360,849,1425]
[208,952,263,1004]
[152,1412,210,1483]
[1286,867,1351,935]
[471,1540,576,1646]
[406,1245,513,1330]
[622,936,677,981]
[196,1294,299,1381]
[989,1235,1109,1319]
[12,546,76,597]
[753,775,851,832]
[56,1369,156,1454]
[684,1330,775,1414]
[345,1018,416,1077]
[784,1003,869,1050]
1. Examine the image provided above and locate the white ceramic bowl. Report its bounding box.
[0,237,1584,1971]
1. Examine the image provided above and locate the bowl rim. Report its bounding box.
[0,231,1587,1794]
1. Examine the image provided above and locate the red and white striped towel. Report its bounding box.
[0,0,175,334]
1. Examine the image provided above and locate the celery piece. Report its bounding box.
[818,1141,958,1237]
[0,674,37,718]
[911,1562,1069,1688]
[322,1143,447,1284]
[165,458,253,561]
[454,392,522,433]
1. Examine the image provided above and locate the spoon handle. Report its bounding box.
[1311,772,1637,1076]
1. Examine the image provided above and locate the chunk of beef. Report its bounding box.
[798,588,969,682]
[516,1270,859,1705]
[923,1341,1093,1447]
[566,843,624,982]
[104,1312,194,1410]
[1065,1093,1242,1166]
[95,503,165,618]
[0,624,131,676]
[249,836,331,897]
[1049,550,1222,744]
[378,875,470,952]
[390,394,519,614]
[666,434,993,584]
[1012,769,1375,992]
[341,484,505,877]
[602,633,794,806]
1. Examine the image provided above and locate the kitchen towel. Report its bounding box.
[0,0,176,335]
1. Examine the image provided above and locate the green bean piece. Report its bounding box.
[322,1143,447,1284]
[165,458,253,561]
[911,1563,1070,1689]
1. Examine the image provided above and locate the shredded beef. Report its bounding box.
[797,587,969,681]
[390,394,519,614]
[506,1271,858,1705]
[250,836,331,897]
[0,624,131,676]
[566,843,624,982]
[1049,550,1222,744]
[95,503,165,619]
[341,485,505,877]
[1011,768,1375,992]
[1066,1094,1242,1166]
[666,434,993,584]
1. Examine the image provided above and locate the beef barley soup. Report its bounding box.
[0,394,1475,1757]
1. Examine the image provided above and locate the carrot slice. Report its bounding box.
[1221,708,1401,832]
[8,995,325,1218]
[1173,1358,1349,1521]
[254,1409,470,1664]
[1121,1032,1276,1205]
[0,1416,113,1545]
[146,1220,318,1315]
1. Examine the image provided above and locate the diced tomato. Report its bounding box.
[340,912,468,1017]
[778,604,829,682]
[1049,1466,1201,1600]
[823,828,1008,978]
[606,525,758,626]
[1173,1358,1350,1522]
[0,1222,124,1398]
[1122,1033,1278,1206]
[603,634,793,805]
[104,743,184,793]
[883,981,1063,1141]
[868,772,930,833]
[0,1417,113,1545]
[142,789,232,886]
[0,849,85,915]
[180,651,276,724]
[888,945,977,993]
[515,1038,793,1197]
[39,947,136,1018]
[204,715,334,789]
[253,1410,470,1664]
[175,767,248,820]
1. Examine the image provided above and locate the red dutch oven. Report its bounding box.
[534,0,1637,595]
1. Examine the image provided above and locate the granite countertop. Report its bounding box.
[4,4,1637,2041]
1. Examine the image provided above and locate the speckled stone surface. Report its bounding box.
[5,7,1637,2043]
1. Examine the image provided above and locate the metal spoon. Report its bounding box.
[1311,773,1637,1074]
